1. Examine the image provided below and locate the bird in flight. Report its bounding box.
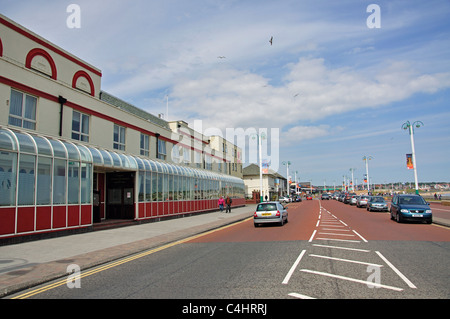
[217,56,226,59]
[269,36,273,45]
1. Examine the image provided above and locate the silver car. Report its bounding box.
[356,195,370,208]
[254,201,288,227]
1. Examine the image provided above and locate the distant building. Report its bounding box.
[243,164,287,200]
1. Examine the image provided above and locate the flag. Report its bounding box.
[406,154,414,170]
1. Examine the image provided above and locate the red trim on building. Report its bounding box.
[25,48,58,80]
[0,16,102,77]
[72,70,95,96]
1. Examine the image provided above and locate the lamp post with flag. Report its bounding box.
[402,120,424,195]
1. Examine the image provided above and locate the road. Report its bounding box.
[9,199,450,301]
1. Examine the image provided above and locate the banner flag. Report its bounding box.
[406,154,414,170]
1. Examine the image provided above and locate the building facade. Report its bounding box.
[243,164,287,201]
[0,14,244,241]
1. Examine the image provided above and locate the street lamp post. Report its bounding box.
[362,156,373,193]
[282,161,291,196]
[251,132,267,203]
[402,121,424,195]
[349,168,356,192]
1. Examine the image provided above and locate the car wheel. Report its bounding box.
[390,210,394,220]
[396,212,402,223]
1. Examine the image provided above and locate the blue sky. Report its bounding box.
[2,0,450,185]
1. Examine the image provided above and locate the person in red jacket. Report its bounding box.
[218,196,225,212]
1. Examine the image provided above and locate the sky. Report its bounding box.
[2,0,450,186]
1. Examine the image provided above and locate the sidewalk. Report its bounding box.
[0,205,256,297]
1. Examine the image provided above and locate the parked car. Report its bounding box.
[343,193,356,204]
[254,201,288,227]
[321,193,330,200]
[356,195,370,208]
[390,194,432,224]
[338,194,346,202]
[279,196,290,203]
[349,194,358,205]
[367,196,389,212]
[295,196,302,202]
[306,195,313,200]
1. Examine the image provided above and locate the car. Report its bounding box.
[390,194,432,224]
[254,201,288,227]
[343,193,356,204]
[356,195,370,208]
[321,193,330,200]
[279,196,290,203]
[367,196,389,212]
[338,194,346,202]
[306,195,313,200]
[295,196,302,202]
[349,194,358,205]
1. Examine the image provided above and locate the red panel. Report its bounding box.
[158,202,164,216]
[0,207,15,236]
[138,203,145,219]
[68,205,80,227]
[17,207,35,233]
[36,206,52,231]
[163,202,169,215]
[53,206,67,229]
[145,202,151,218]
[151,202,158,217]
[80,205,92,225]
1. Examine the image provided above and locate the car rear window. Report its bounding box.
[257,203,277,211]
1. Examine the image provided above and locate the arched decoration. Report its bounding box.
[25,48,57,80]
[72,70,95,96]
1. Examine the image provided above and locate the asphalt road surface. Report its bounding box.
[10,199,450,301]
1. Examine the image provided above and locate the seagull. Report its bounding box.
[293,93,300,97]
[217,56,226,59]
[269,36,273,45]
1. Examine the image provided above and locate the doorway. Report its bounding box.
[105,172,135,219]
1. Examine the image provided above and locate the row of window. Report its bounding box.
[137,171,244,202]
[0,151,92,207]
[8,89,239,174]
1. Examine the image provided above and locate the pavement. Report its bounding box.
[0,205,256,298]
[0,201,448,298]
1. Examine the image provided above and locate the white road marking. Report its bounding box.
[308,230,317,242]
[309,254,384,267]
[288,292,316,299]
[375,251,417,289]
[300,269,404,291]
[316,237,361,243]
[312,244,371,252]
[282,250,306,284]
[352,230,368,243]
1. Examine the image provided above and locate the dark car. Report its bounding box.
[390,194,432,224]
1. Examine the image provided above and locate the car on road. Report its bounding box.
[321,193,330,200]
[279,196,290,203]
[295,196,302,202]
[349,194,358,205]
[367,196,389,212]
[343,193,356,204]
[254,201,288,227]
[356,195,370,208]
[390,194,432,224]
[306,195,313,200]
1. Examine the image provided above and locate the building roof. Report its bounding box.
[243,164,286,180]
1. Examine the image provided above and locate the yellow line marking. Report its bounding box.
[12,217,253,299]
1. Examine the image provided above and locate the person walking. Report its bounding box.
[218,196,225,212]
[225,196,232,213]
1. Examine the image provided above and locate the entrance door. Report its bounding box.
[106,172,135,219]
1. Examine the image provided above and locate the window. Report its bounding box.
[18,154,36,205]
[140,134,150,156]
[157,140,166,160]
[171,144,180,163]
[72,111,89,142]
[113,124,126,151]
[36,156,52,205]
[0,152,17,206]
[9,89,37,130]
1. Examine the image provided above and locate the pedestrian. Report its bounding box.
[225,196,232,213]
[218,196,225,212]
